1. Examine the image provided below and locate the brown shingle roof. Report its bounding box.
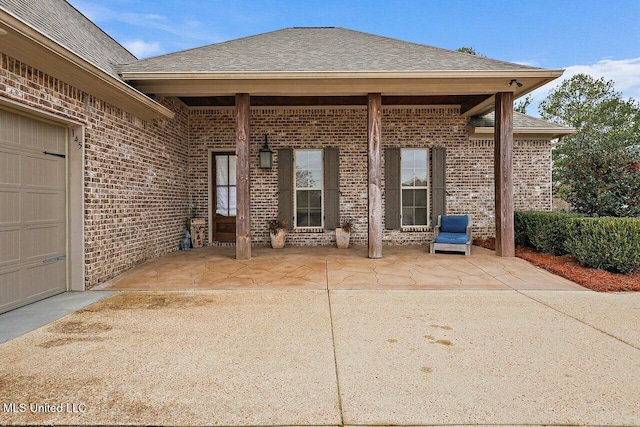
[0,0,135,80]
[119,27,540,74]
[470,112,575,137]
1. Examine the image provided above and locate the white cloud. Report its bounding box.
[564,58,640,99]
[124,40,162,58]
[69,0,221,43]
[527,57,640,116]
[514,60,541,68]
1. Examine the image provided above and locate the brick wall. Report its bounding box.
[188,106,552,246]
[1,50,552,288]
[451,138,552,237]
[1,53,190,288]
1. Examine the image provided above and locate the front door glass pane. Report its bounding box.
[216,155,237,217]
[216,156,229,185]
[216,187,228,216]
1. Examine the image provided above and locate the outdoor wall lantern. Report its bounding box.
[259,134,273,169]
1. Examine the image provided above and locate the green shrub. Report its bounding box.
[514,211,585,255]
[514,211,532,247]
[565,217,640,274]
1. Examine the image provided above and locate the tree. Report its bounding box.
[539,74,640,217]
[457,46,531,114]
[455,46,485,57]
[514,94,532,114]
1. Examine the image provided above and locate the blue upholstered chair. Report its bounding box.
[429,215,472,256]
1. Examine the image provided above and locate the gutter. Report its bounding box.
[120,69,566,81]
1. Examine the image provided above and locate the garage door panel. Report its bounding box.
[0,191,21,224]
[0,268,22,311]
[22,155,65,189]
[0,150,21,185]
[19,114,66,152]
[0,228,21,265]
[0,261,65,313]
[22,191,64,222]
[22,224,65,260]
[0,109,67,314]
[19,116,65,152]
[0,110,21,144]
[23,260,65,299]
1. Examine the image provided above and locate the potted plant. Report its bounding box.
[268,218,287,249]
[336,219,354,249]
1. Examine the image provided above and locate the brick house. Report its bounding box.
[0,0,573,312]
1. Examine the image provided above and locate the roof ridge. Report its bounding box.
[119,26,545,73]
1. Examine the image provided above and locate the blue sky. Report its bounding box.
[68,0,640,115]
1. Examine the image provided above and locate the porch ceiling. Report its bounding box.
[178,94,492,111]
[124,71,561,116]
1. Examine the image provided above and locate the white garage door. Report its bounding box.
[0,109,67,314]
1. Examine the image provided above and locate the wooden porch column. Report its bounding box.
[494,92,515,257]
[368,93,383,259]
[235,93,251,260]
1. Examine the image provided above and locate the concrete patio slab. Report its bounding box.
[0,291,340,426]
[330,290,640,426]
[98,245,586,292]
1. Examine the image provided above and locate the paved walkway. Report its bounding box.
[1,289,639,426]
[98,245,585,291]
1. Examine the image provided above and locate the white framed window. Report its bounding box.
[294,149,323,228]
[401,148,429,226]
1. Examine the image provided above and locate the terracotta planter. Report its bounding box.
[270,229,286,249]
[336,228,350,249]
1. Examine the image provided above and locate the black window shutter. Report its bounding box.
[277,149,293,229]
[385,148,401,230]
[431,146,446,225]
[323,148,340,230]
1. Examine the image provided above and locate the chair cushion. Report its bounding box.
[434,232,470,245]
[440,215,468,233]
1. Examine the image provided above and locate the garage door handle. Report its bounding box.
[43,151,66,158]
[43,256,66,264]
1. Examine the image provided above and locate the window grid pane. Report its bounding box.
[295,150,323,227]
[401,149,429,226]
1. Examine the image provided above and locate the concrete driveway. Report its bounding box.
[1,289,639,426]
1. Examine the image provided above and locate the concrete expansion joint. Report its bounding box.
[517,291,640,353]
[326,288,345,426]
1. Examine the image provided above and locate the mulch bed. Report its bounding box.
[474,237,640,292]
